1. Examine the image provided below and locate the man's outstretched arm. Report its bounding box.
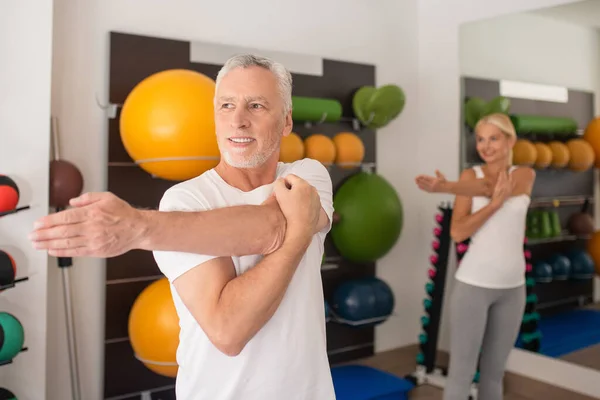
[29,190,287,258]
[29,168,331,258]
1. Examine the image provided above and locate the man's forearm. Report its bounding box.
[136,203,286,256]
[212,235,311,355]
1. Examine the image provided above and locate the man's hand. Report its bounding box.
[29,192,146,258]
[273,174,321,243]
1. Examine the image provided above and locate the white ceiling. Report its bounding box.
[530,0,600,28]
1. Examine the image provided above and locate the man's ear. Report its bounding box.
[283,110,293,136]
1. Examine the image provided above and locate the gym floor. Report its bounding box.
[561,302,600,371]
[339,344,598,400]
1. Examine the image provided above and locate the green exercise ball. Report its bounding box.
[331,172,403,262]
[0,312,25,363]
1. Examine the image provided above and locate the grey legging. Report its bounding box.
[443,280,525,400]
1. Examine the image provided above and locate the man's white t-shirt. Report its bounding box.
[152,158,336,400]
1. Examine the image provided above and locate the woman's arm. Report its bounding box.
[450,169,502,243]
[415,169,492,197]
[510,166,536,196]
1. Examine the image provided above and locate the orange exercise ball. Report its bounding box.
[128,278,180,378]
[533,142,552,169]
[566,139,595,172]
[304,134,336,166]
[586,231,600,276]
[333,132,365,168]
[548,141,570,168]
[583,117,600,168]
[512,139,537,166]
[279,132,305,163]
[119,69,220,181]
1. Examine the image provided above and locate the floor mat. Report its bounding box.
[535,309,600,358]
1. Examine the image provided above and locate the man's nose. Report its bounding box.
[231,107,250,129]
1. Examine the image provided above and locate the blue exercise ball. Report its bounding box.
[566,250,595,279]
[547,254,571,280]
[534,261,553,283]
[331,277,394,324]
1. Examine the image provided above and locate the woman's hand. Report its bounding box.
[415,170,448,193]
[490,170,515,208]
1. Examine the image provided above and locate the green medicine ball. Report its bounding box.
[331,172,403,262]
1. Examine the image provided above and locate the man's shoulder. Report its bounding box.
[279,158,330,179]
[159,169,221,211]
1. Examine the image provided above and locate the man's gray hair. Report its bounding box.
[215,54,293,115]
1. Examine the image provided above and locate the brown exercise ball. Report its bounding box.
[50,160,84,208]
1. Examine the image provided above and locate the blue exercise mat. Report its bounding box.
[535,309,600,358]
[331,365,414,400]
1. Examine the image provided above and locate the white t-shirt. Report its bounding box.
[152,158,336,400]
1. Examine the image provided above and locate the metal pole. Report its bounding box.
[52,116,82,400]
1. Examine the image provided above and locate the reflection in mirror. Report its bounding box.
[458,0,600,379]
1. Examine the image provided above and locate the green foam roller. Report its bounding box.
[291,96,342,123]
[0,312,25,363]
[510,114,578,135]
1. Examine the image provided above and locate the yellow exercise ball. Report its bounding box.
[566,139,595,172]
[548,141,570,168]
[533,142,553,169]
[304,134,336,166]
[583,117,600,168]
[279,132,305,163]
[333,132,365,168]
[119,69,220,181]
[512,139,537,166]
[128,278,180,378]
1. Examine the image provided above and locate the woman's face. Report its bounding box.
[475,122,514,164]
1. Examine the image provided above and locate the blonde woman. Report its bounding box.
[416,113,536,400]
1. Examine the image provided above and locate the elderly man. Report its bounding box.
[30,54,336,400]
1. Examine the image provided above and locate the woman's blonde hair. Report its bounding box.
[474,113,517,164]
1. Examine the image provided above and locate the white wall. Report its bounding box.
[460,12,600,112]
[0,1,53,399]
[49,0,419,399]
[418,0,600,397]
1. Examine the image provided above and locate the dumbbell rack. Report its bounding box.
[406,205,538,400]
[405,204,478,396]
[517,241,542,352]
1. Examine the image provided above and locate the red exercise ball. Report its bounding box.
[0,175,19,213]
[50,160,84,208]
[0,249,16,289]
